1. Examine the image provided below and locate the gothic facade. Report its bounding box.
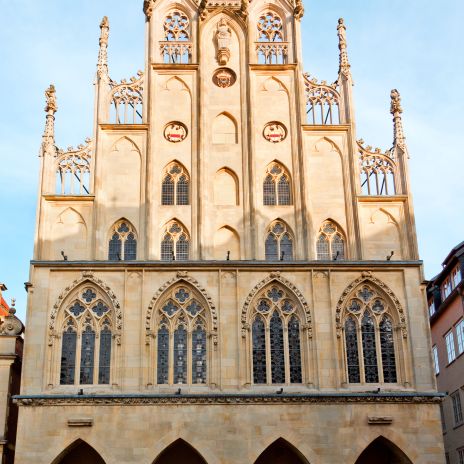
[15,1,444,463]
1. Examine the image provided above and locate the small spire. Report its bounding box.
[97,16,110,81]
[9,298,16,316]
[41,85,57,157]
[390,89,407,152]
[337,18,351,77]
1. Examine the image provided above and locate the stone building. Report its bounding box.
[428,242,464,464]
[14,1,444,463]
[0,285,24,464]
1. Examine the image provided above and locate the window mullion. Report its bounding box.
[94,330,101,385]
[168,330,174,385]
[357,323,365,384]
[187,329,192,385]
[283,320,290,385]
[375,321,384,383]
[76,331,82,386]
[265,321,272,385]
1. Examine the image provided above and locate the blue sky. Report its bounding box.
[0,0,463,321]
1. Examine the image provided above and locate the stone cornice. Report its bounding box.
[99,124,149,131]
[30,260,424,270]
[14,392,444,407]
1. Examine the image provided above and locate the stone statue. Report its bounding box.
[216,19,231,65]
[45,84,57,113]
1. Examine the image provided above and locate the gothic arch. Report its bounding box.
[313,136,342,156]
[51,439,106,464]
[214,168,239,205]
[110,136,141,159]
[254,438,310,464]
[335,272,407,339]
[160,1,197,18]
[241,273,311,337]
[107,217,137,239]
[202,8,248,36]
[164,75,191,94]
[146,272,218,345]
[261,76,289,94]
[212,112,238,144]
[153,439,207,464]
[213,225,240,259]
[254,4,289,39]
[49,271,122,346]
[370,208,399,226]
[352,435,414,464]
[56,207,86,229]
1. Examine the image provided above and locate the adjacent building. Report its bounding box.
[428,242,464,464]
[14,1,444,463]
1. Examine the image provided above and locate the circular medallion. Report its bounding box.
[164,122,188,143]
[213,68,237,88]
[263,122,287,143]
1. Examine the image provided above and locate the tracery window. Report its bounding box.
[359,144,396,196]
[256,12,287,64]
[263,163,292,206]
[162,163,190,205]
[156,285,208,385]
[55,141,92,195]
[109,73,144,124]
[342,284,398,384]
[265,221,293,261]
[251,285,303,384]
[60,286,113,385]
[108,220,137,261]
[316,221,346,260]
[304,74,341,125]
[161,221,190,261]
[161,10,192,64]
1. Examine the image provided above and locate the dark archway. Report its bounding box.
[52,439,105,464]
[355,437,413,464]
[255,438,309,464]
[153,439,207,464]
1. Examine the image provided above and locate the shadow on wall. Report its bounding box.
[52,439,105,464]
[40,199,410,262]
[152,439,207,464]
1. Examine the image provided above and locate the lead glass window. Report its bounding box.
[108,220,137,260]
[155,285,209,385]
[316,221,345,260]
[288,315,302,383]
[251,284,304,385]
[59,286,114,386]
[380,316,397,383]
[263,163,292,206]
[343,283,399,384]
[60,325,77,385]
[161,222,190,261]
[265,221,293,261]
[252,317,267,384]
[162,163,190,206]
[452,390,463,425]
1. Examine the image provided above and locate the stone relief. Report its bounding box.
[216,19,232,65]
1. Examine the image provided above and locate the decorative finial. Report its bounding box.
[45,85,57,114]
[390,89,407,152]
[143,0,155,20]
[41,85,57,157]
[337,18,351,77]
[97,16,110,81]
[294,0,304,20]
[0,297,24,336]
[239,0,248,19]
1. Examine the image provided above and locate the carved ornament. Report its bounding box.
[241,274,312,338]
[335,274,407,339]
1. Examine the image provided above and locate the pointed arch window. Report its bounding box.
[251,284,303,385]
[359,146,397,196]
[256,12,287,64]
[108,221,137,261]
[161,10,192,64]
[265,221,294,261]
[316,221,345,260]
[342,283,399,384]
[263,163,292,206]
[60,287,114,385]
[161,222,190,261]
[155,285,209,385]
[162,163,190,205]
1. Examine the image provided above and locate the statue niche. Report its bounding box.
[216,19,232,65]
